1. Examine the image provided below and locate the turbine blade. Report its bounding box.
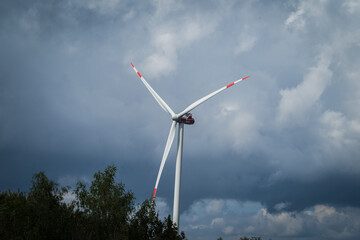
[177,76,250,117]
[153,121,177,199]
[131,62,175,117]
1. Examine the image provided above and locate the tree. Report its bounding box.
[27,172,73,240]
[240,237,262,240]
[0,190,29,239]
[0,172,73,240]
[129,199,163,240]
[129,199,187,240]
[74,165,134,240]
[160,215,186,240]
[0,165,187,240]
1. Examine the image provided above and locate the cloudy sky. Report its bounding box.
[1,0,360,239]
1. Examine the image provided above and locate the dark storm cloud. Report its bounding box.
[0,0,140,187]
[176,151,360,213]
[1,0,360,239]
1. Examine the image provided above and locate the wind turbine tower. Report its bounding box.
[131,62,249,227]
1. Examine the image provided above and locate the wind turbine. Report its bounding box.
[131,62,249,227]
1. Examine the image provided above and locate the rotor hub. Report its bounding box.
[178,113,195,125]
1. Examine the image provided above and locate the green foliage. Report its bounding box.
[129,199,187,240]
[129,199,163,239]
[240,237,262,240]
[0,172,73,240]
[27,172,73,240]
[0,190,29,239]
[74,166,134,239]
[0,166,186,240]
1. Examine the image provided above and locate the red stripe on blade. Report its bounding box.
[137,72,142,78]
[152,188,157,198]
[242,76,250,80]
[131,62,134,68]
[226,82,235,88]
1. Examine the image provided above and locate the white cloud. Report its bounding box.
[317,110,360,171]
[211,217,225,226]
[234,23,257,54]
[274,202,290,211]
[122,10,134,21]
[62,191,76,204]
[319,111,348,147]
[206,199,224,214]
[181,199,263,238]
[285,0,329,30]
[230,111,261,150]
[235,35,257,54]
[142,17,218,77]
[285,6,305,30]
[189,224,208,230]
[277,48,333,125]
[310,205,336,223]
[71,0,122,15]
[154,197,171,219]
[152,0,183,18]
[209,101,262,153]
[343,0,360,14]
[181,199,360,240]
[138,2,219,78]
[223,226,234,234]
[345,69,360,119]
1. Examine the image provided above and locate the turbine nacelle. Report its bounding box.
[177,113,195,125]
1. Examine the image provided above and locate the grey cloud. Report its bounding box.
[180,199,360,240]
